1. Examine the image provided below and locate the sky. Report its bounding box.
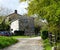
[0,0,28,15]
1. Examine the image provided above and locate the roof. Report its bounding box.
[6,10,34,22]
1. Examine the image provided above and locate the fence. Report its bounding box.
[48,32,60,50]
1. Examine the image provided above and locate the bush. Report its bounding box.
[0,36,18,49]
[41,30,48,40]
[43,39,52,50]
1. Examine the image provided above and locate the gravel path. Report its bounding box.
[1,37,43,50]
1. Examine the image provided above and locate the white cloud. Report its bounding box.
[17,2,28,14]
[0,0,28,15]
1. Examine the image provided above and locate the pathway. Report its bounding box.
[1,37,43,50]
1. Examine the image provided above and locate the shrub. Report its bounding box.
[0,36,18,49]
[43,39,52,50]
[41,30,48,40]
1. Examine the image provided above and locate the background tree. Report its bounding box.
[20,1,60,45]
[0,7,12,16]
[20,0,60,34]
[0,7,12,31]
[0,16,10,31]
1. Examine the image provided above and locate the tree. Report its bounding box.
[0,7,12,31]
[0,16,10,31]
[20,0,60,34]
[0,7,12,16]
[20,1,60,45]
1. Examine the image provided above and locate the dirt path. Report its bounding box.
[1,37,43,50]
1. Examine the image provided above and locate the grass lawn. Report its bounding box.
[11,36,33,39]
[43,39,52,50]
[0,36,18,49]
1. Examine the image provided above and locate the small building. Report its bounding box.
[6,10,35,36]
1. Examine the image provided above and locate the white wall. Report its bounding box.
[10,20,19,33]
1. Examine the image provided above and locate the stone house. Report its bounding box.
[6,10,35,36]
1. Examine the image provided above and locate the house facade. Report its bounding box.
[6,10,35,36]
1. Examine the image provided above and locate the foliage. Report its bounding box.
[0,17,3,24]
[0,7,11,31]
[0,7,12,16]
[20,0,26,2]
[0,36,18,49]
[41,30,48,40]
[34,17,44,27]
[43,39,52,50]
[0,16,10,31]
[20,0,60,34]
[20,0,60,49]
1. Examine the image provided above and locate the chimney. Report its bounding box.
[15,10,17,14]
